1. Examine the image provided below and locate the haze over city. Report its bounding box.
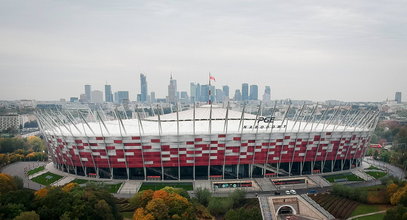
[0,0,406,102]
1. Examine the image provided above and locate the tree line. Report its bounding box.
[0,136,47,168]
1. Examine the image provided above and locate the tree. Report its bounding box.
[146,198,169,219]
[229,189,246,208]
[225,207,262,220]
[0,173,17,194]
[384,206,407,220]
[13,211,40,220]
[194,187,211,206]
[95,199,114,220]
[133,208,154,220]
[207,197,233,216]
[130,190,154,209]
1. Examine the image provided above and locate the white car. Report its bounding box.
[285,190,291,195]
[290,189,297,194]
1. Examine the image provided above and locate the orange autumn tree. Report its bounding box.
[34,188,49,198]
[0,173,17,194]
[132,187,195,220]
[62,182,78,192]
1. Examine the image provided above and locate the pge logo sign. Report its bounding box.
[257,116,275,123]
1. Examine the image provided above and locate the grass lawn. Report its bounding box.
[27,166,45,175]
[70,179,123,193]
[353,212,385,220]
[121,212,134,219]
[139,182,193,191]
[351,204,387,216]
[105,183,123,193]
[31,172,63,186]
[323,173,364,183]
[365,171,387,179]
[71,178,96,184]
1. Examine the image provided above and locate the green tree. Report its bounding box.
[225,207,262,220]
[13,211,40,220]
[95,199,114,220]
[229,189,246,208]
[194,187,211,206]
[207,197,233,216]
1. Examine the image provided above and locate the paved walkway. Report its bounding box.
[52,176,76,186]
[346,210,386,220]
[308,175,331,187]
[118,181,142,194]
[256,178,277,191]
[364,157,406,180]
[352,170,375,181]
[258,196,273,220]
[1,161,48,190]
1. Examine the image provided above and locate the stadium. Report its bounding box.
[36,104,379,180]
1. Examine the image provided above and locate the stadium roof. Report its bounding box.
[41,105,374,136]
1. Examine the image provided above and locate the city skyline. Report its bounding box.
[0,1,406,102]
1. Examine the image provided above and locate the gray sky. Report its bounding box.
[0,0,406,102]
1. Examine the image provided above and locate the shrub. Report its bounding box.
[208,197,233,216]
[229,189,246,208]
[225,207,262,220]
[194,187,211,206]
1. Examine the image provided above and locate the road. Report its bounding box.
[1,161,48,190]
[364,157,406,180]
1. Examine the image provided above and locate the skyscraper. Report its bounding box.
[105,84,113,102]
[242,83,249,101]
[200,85,209,102]
[215,89,224,103]
[84,85,92,102]
[114,91,129,104]
[150,92,156,103]
[140,73,148,102]
[91,90,103,103]
[234,89,242,101]
[190,83,197,102]
[263,86,271,103]
[395,92,402,104]
[168,75,177,104]
[249,85,258,100]
[222,85,229,98]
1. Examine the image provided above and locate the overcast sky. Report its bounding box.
[0,0,406,102]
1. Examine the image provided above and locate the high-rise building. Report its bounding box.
[215,89,224,103]
[0,115,20,132]
[168,75,177,104]
[249,85,258,100]
[84,85,92,102]
[263,86,271,103]
[395,92,402,104]
[91,90,104,103]
[105,84,113,102]
[140,73,148,102]
[222,85,229,98]
[242,83,249,101]
[150,92,156,103]
[200,85,209,102]
[195,83,201,102]
[234,89,242,101]
[70,97,79,103]
[114,91,129,104]
[190,83,197,102]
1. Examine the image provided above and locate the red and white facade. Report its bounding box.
[37,104,379,180]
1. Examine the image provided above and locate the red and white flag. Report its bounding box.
[209,75,216,82]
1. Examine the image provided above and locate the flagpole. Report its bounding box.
[208,72,211,104]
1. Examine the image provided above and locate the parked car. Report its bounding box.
[290,189,297,194]
[274,191,281,195]
[308,189,317,194]
[285,190,291,195]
